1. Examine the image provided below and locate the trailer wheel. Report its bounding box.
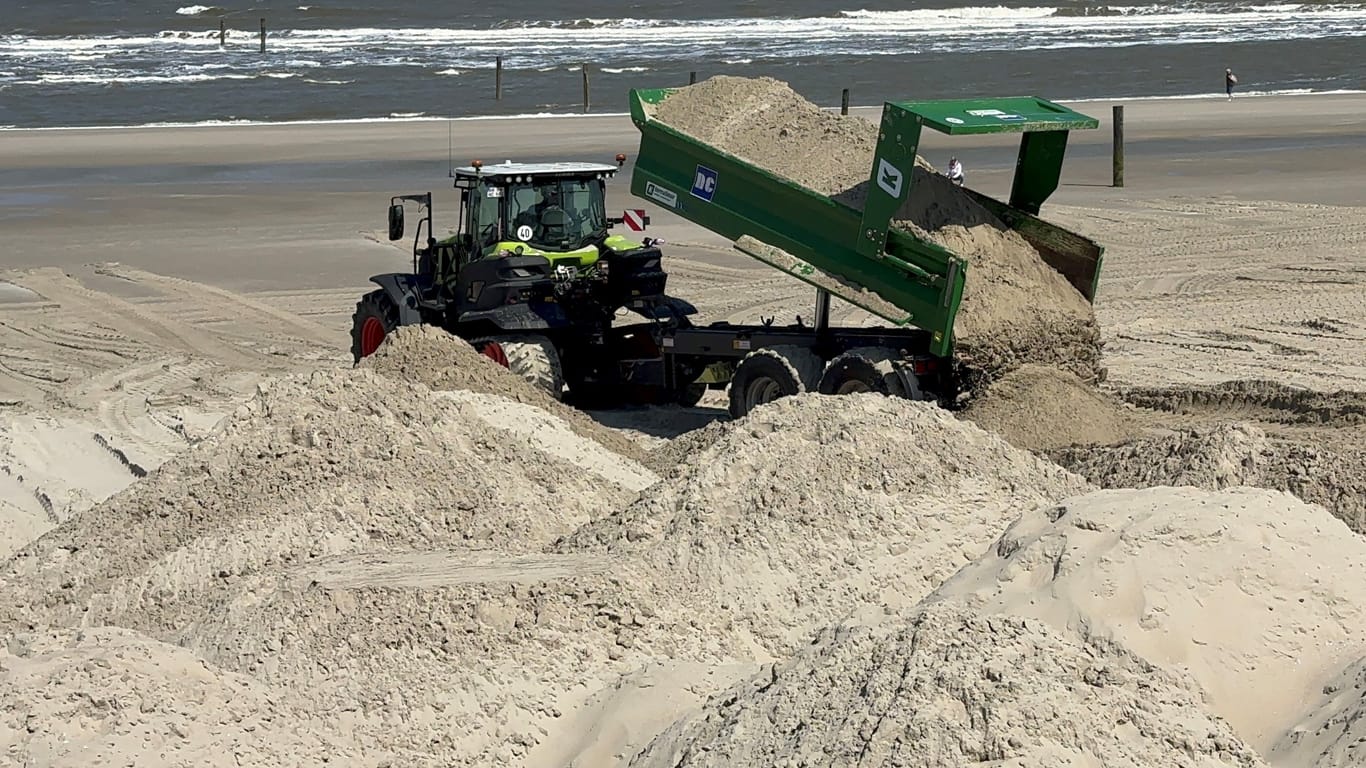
[818,347,906,397]
[727,345,823,419]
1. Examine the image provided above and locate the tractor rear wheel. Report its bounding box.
[350,290,400,363]
[471,334,566,401]
[727,345,824,419]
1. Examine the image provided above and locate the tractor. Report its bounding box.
[351,158,706,406]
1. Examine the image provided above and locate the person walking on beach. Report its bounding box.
[1226,68,1238,100]
[946,157,965,186]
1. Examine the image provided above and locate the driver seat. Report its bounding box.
[540,207,571,241]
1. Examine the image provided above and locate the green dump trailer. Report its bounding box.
[624,87,1106,417]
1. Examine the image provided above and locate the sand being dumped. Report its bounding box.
[562,393,1094,656]
[959,363,1140,451]
[630,604,1265,768]
[361,324,647,462]
[650,75,1102,389]
[928,486,1366,753]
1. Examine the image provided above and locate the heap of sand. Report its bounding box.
[650,75,1102,390]
[928,486,1366,753]
[1055,422,1366,534]
[360,325,647,462]
[959,363,1140,451]
[630,605,1265,767]
[0,626,384,766]
[561,393,1093,656]
[0,368,652,633]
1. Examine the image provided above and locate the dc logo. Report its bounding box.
[691,165,718,202]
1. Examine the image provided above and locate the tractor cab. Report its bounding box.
[453,161,619,267]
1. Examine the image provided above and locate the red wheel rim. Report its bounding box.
[480,341,509,368]
[360,316,386,357]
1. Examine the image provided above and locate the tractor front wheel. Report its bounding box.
[350,290,400,363]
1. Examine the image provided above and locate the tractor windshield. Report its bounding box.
[507,178,606,252]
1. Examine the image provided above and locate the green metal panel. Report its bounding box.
[855,103,924,260]
[1009,130,1070,215]
[891,96,1099,135]
[630,88,963,356]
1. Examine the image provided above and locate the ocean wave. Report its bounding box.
[175,5,221,16]
[601,66,649,74]
[435,68,463,76]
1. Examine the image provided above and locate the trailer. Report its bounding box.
[622,87,1107,417]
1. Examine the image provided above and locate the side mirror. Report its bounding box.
[387,204,405,241]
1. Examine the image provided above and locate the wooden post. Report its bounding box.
[259,18,266,53]
[689,71,697,85]
[841,88,850,116]
[1112,105,1125,188]
[582,64,590,113]
[219,20,226,47]
[495,56,503,101]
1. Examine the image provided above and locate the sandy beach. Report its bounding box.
[1,87,1364,766]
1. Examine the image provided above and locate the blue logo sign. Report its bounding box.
[691,165,718,202]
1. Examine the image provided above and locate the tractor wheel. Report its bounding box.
[350,290,400,363]
[817,347,920,398]
[471,334,566,401]
[727,345,824,419]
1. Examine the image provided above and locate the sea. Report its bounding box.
[1,0,1364,129]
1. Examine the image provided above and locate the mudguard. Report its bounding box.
[368,273,423,325]
[458,303,568,331]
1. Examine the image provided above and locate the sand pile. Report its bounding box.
[0,626,381,767]
[1271,655,1366,767]
[361,325,647,462]
[0,368,648,633]
[959,363,1140,451]
[562,393,1093,656]
[1055,422,1366,533]
[651,75,1102,388]
[630,604,1265,768]
[928,486,1366,752]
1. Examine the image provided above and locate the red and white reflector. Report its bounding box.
[622,209,647,231]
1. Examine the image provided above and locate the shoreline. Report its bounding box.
[3,88,1364,133]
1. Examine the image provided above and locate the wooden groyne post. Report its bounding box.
[495,56,503,101]
[1112,105,1125,188]
[219,20,226,47]
[259,18,266,53]
[689,71,697,85]
[841,88,850,116]
[581,65,590,113]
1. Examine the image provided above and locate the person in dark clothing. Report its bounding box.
[1226,68,1238,100]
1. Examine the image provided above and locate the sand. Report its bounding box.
[650,75,1103,388]
[1055,423,1366,534]
[562,393,1094,656]
[631,604,1265,768]
[960,363,1140,451]
[0,626,383,766]
[361,325,649,462]
[929,486,1366,753]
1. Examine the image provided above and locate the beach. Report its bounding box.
[1,87,1365,766]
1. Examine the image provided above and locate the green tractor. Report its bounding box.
[351,158,704,405]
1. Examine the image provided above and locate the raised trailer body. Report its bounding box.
[618,87,1108,414]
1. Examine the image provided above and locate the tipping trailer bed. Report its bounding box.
[617,86,1106,413]
[628,88,1105,359]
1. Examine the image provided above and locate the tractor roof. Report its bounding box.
[452,161,619,180]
